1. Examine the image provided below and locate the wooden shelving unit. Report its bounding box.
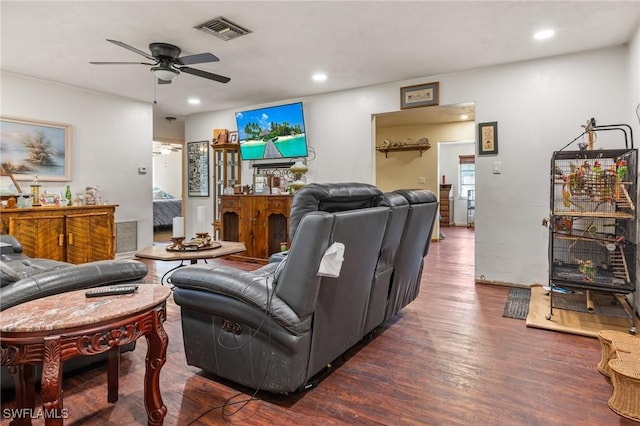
[376,145,430,158]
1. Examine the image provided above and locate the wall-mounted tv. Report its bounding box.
[235,102,309,161]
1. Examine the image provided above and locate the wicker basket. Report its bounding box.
[608,359,640,422]
[597,330,640,377]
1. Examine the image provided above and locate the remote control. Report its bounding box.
[85,285,139,298]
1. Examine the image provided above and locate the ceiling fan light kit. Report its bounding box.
[90,39,230,85]
[151,66,179,81]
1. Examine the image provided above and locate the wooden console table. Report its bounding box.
[0,284,171,426]
[0,205,118,263]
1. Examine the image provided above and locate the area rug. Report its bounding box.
[503,287,531,319]
[525,284,635,338]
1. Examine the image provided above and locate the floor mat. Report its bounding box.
[525,284,635,337]
[503,287,531,320]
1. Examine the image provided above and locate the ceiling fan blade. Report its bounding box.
[176,53,219,66]
[179,66,230,83]
[90,61,155,65]
[106,39,155,61]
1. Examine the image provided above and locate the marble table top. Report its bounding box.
[0,284,171,333]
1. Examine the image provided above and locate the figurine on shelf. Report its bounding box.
[30,175,41,207]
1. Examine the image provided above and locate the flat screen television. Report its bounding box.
[235,102,309,161]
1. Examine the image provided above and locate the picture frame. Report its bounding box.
[212,129,228,145]
[0,116,71,181]
[187,141,210,197]
[229,131,238,144]
[400,82,440,110]
[253,174,270,195]
[478,121,499,156]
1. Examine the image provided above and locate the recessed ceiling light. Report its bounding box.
[460,114,469,120]
[312,72,327,82]
[188,98,201,105]
[533,29,555,40]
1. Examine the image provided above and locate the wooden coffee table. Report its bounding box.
[0,284,171,426]
[135,241,246,284]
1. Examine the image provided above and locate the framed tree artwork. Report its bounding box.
[0,117,71,181]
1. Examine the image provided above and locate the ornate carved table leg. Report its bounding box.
[143,306,168,426]
[7,364,34,426]
[41,337,63,426]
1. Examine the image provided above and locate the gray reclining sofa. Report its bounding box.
[171,183,438,393]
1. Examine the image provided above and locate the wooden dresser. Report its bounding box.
[439,184,454,227]
[220,194,291,262]
[0,205,117,263]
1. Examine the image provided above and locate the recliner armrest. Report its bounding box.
[269,250,288,263]
[0,235,23,253]
[171,264,304,330]
[0,259,148,311]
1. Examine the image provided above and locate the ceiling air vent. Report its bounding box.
[195,17,252,41]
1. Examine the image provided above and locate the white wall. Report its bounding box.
[1,72,154,251]
[152,150,182,197]
[153,115,184,142]
[630,26,640,127]
[185,46,631,286]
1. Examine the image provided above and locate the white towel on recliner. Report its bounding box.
[317,242,345,278]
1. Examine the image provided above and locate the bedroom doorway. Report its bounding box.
[152,141,183,243]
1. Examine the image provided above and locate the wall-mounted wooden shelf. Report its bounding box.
[376,145,430,158]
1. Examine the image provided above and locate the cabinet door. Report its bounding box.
[9,215,65,261]
[66,212,113,264]
[220,196,244,246]
[264,196,290,257]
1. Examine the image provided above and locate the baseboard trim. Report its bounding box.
[475,279,530,289]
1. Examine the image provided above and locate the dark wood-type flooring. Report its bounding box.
[1,227,633,425]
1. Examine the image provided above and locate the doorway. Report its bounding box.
[373,102,476,242]
[438,140,475,229]
[152,141,183,243]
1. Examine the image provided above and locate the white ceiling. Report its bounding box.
[2,1,639,126]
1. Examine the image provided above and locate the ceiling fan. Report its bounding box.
[153,143,182,155]
[90,39,230,84]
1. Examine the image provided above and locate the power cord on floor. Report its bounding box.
[185,391,262,425]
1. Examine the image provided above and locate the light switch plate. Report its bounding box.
[492,162,501,174]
